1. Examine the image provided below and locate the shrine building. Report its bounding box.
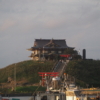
[27,39,74,60]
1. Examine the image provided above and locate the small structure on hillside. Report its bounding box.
[27,39,74,60]
[83,49,86,60]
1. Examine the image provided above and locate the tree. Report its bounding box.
[64,49,78,55]
[64,49,82,60]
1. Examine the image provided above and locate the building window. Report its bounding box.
[51,51,55,53]
[44,51,48,53]
[38,51,40,54]
[58,51,62,53]
[35,50,38,54]
[32,51,35,54]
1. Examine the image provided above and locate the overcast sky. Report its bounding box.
[0,0,100,68]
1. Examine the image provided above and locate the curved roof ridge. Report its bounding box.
[43,39,60,47]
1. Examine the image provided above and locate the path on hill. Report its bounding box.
[48,60,69,87]
[53,60,69,77]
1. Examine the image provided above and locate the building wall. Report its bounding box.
[66,96,76,100]
[30,49,67,61]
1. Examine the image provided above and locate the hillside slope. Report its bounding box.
[0,60,55,84]
[65,60,100,87]
[1,60,100,88]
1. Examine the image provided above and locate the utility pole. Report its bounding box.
[43,47,44,59]
[14,63,16,91]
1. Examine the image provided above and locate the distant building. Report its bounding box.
[27,39,74,60]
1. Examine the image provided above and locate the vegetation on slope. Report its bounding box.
[0,59,100,92]
[0,60,55,83]
[16,86,46,93]
[65,60,100,87]
[0,86,46,93]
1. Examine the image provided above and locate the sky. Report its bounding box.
[0,0,100,68]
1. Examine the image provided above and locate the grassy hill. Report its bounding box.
[0,59,100,89]
[65,60,100,87]
[0,60,56,84]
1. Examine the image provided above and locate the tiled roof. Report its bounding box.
[32,39,74,49]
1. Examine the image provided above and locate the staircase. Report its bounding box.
[48,60,69,87]
[53,60,69,77]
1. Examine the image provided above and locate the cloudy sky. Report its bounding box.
[0,0,100,68]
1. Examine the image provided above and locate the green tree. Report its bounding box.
[64,49,78,55]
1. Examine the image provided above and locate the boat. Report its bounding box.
[29,74,88,100]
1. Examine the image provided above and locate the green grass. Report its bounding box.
[16,86,46,93]
[0,60,56,83]
[65,60,100,87]
[1,59,100,89]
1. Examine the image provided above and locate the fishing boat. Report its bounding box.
[29,74,88,100]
